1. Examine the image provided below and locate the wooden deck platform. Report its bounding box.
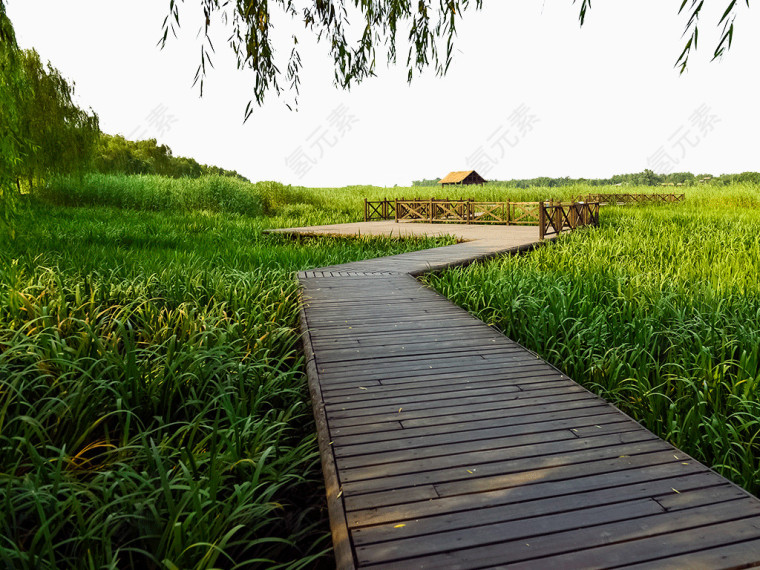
[290,222,760,568]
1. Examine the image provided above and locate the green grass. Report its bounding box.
[426,183,760,493]
[38,174,265,216]
[5,174,760,567]
[0,194,455,569]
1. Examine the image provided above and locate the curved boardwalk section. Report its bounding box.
[287,222,760,569]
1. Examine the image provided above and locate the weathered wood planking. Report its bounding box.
[290,223,760,569]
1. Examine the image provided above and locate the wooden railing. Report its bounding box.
[364,198,396,221]
[386,198,543,225]
[364,197,599,239]
[573,193,685,206]
[368,193,684,221]
[539,201,600,240]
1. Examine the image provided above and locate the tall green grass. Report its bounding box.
[426,185,760,493]
[38,173,265,216]
[0,198,455,569]
[8,173,760,566]
[38,172,709,224]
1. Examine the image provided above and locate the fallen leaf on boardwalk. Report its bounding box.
[467,469,473,474]
[681,462,689,465]
[618,455,629,458]
[359,387,368,390]
[336,488,343,498]
[394,524,406,529]
[398,408,403,413]
[672,488,680,494]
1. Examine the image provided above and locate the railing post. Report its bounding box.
[429,197,433,222]
[539,201,545,240]
[364,198,368,222]
[553,201,558,232]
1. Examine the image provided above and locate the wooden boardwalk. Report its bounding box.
[289,222,760,569]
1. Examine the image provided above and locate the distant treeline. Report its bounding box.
[93,135,248,181]
[2,43,246,197]
[413,171,760,188]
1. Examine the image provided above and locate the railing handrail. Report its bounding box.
[539,201,600,240]
[573,192,685,205]
[366,198,600,240]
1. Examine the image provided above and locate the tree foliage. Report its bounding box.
[93,134,249,180]
[574,0,749,73]
[1,0,100,202]
[16,49,100,188]
[671,0,751,73]
[164,1,751,114]
[161,0,483,117]
[0,0,24,230]
[413,170,760,188]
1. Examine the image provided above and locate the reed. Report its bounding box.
[0,198,455,569]
[426,188,760,493]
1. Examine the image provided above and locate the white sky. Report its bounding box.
[7,1,759,186]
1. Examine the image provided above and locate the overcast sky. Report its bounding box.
[7,1,759,186]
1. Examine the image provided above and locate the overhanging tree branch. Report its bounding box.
[160,0,482,118]
[162,0,751,116]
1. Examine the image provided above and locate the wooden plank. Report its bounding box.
[318,358,550,385]
[328,391,600,428]
[352,479,736,547]
[326,385,590,424]
[325,383,523,412]
[309,322,489,342]
[397,396,603,429]
[319,369,559,394]
[323,376,553,406]
[317,354,552,379]
[330,399,607,439]
[620,534,760,569]
[331,401,611,442]
[311,327,503,349]
[334,412,628,459]
[315,344,528,369]
[313,337,515,363]
[356,498,666,565]
[318,357,551,384]
[360,500,760,568]
[346,460,713,527]
[430,443,686,498]
[336,421,635,472]
[319,365,557,390]
[340,433,666,493]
